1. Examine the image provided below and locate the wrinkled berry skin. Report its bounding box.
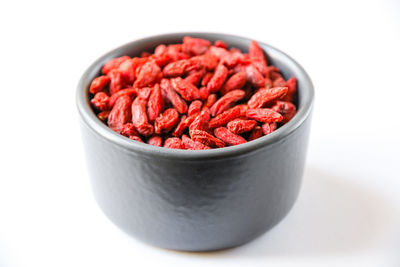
[87,35,299,149]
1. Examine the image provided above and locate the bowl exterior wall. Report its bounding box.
[80,114,311,251]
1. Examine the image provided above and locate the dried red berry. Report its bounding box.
[89,75,111,94]
[170,77,201,101]
[154,108,179,134]
[160,79,188,114]
[220,72,247,95]
[91,92,109,111]
[102,56,130,74]
[210,89,245,116]
[131,97,154,136]
[191,130,225,148]
[134,60,161,88]
[108,95,132,133]
[208,106,241,128]
[249,126,263,141]
[246,108,283,123]
[164,137,184,149]
[207,63,228,93]
[90,37,298,149]
[247,87,288,109]
[262,122,277,135]
[271,101,297,123]
[227,119,257,134]
[188,100,203,116]
[214,127,247,146]
[181,134,211,150]
[148,135,163,147]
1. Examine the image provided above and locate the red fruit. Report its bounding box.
[181,134,211,150]
[147,84,163,122]
[89,75,110,94]
[191,130,225,148]
[134,60,161,88]
[208,106,242,128]
[170,77,201,101]
[108,95,132,133]
[207,63,228,93]
[246,108,283,123]
[227,119,257,134]
[164,137,184,149]
[247,87,288,109]
[154,108,179,134]
[271,101,297,123]
[148,135,163,147]
[220,72,247,95]
[131,97,154,136]
[91,92,109,111]
[210,89,245,116]
[214,127,247,146]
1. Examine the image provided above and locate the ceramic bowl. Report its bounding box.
[76,32,314,251]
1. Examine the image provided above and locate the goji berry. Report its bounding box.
[181,134,211,150]
[170,77,201,101]
[184,69,205,86]
[203,94,217,108]
[201,72,214,86]
[188,100,203,116]
[214,127,247,146]
[208,106,241,128]
[220,71,247,95]
[147,84,163,122]
[120,123,139,137]
[172,115,188,137]
[227,119,257,134]
[262,122,277,135]
[160,78,188,114]
[97,110,110,122]
[247,87,288,109]
[148,135,163,147]
[90,37,298,149]
[164,137,184,149]
[108,95,132,133]
[282,77,297,102]
[129,135,143,142]
[154,108,179,134]
[207,63,228,93]
[89,75,110,94]
[108,88,137,108]
[134,60,161,88]
[182,36,211,56]
[210,89,245,116]
[102,56,130,74]
[189,108,210,136]
[248,126,263,141]
[271,101,297,123]
[108,69,124,95]
[163,58,201,77]
[131,97,154,136]
[214,40,228,49]
[246,108,283,123]
[91,92,109,111]
[191,130,225,148]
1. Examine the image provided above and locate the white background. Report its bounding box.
[0,0,399,266]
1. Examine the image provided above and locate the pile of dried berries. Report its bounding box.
[89,37,297,149]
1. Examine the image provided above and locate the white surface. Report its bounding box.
[0,0,399,266]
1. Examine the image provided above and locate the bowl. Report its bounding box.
[76,32,314,251]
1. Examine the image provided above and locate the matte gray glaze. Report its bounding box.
[76,33,314,251]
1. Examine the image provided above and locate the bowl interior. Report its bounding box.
[77,32,314,160]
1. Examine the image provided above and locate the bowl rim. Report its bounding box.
[76,32,314,160]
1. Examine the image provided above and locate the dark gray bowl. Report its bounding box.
[76,32,314,251]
